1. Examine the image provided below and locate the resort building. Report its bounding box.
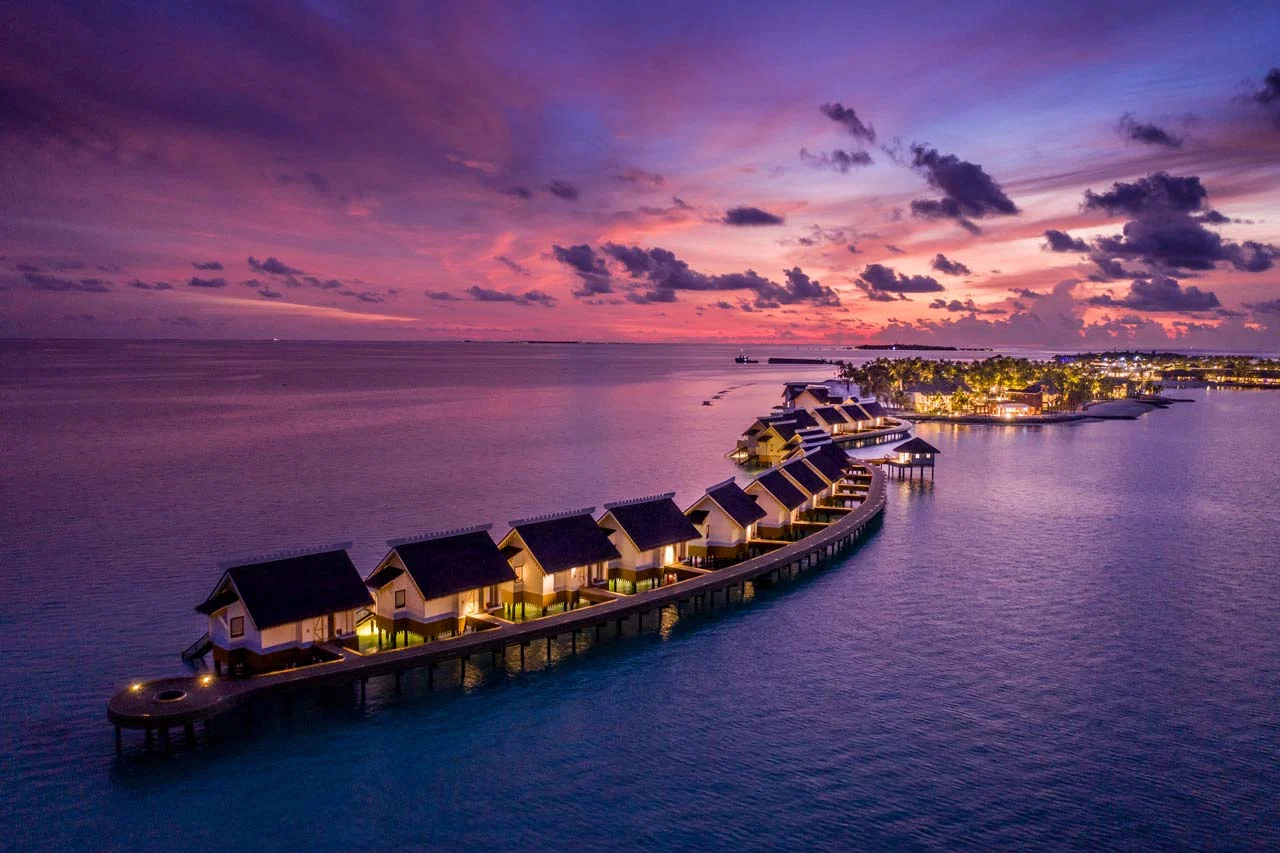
[684,478,768,563]
[196,544,372,675]
[839,403,873,431]
[744,469,807,538]
[994,400,1035,418]
[498,509,621,617]
[364,525,516,642]
[780,457,831,507]
[801,442,852,485]
[812,406,852,434]
[905,380,964,413]
[782,380,857,410]
[859,401,887,426]
[596,493,701,592]
[1007,383,1056,413]
[887,436,942,480]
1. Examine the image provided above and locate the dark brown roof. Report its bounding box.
[860,401,886,418]
[813,406,849,426]
[602,495,700,551]
[753,470,806,510]
[781,458,826,495]
[686,509,710,525]
[803,446,847,482]
[706,480,768,527]
[377,528,517,601]
[839,403,870,421]
[511,512,621,573]
[201,548,372,630]
[788,409,818,429]
[766,419,800,441]
[894,436,941,455]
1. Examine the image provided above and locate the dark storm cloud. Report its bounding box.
[855,263,944,294]
[1092,218,1277,273]
[248,256,303,275]
[129,279,173,290]
[1082,172,1207,217]
[723,206,785,226]
[26,272,111,292]
[1193,209,1231,224]
[907,145,1019,233]
[818,103,876,143]
[1246,67,1280,127]
[1244,297,1280,315]
[929,298,1002,314]
[611,166,663,186]
[192,260,224,270]
[54,261,85,270]
[505,186,534,199]
[553,242,840,308]
[1087,253,1143,281]
[1043,229,1089,252]
[799,148,873,172]
[258,287,282,298]
[930,254,971,276]
[1116,113,1183,148]
[337,289,385,303]
[302,276,342,289]
[424,290,459,300]
[494,255,530,276]
[1010,288,1046,299]
[847,244,860,253]
[1086,276,1220,312]
[188,276,228,288]
[547,180,580,201]
[1081,172,1277,275]
[884,244,905,254]
[467,286,556,307]
[551,243,612,296]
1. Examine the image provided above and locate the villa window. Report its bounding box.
[395,589,406,609]
[229,616,244,638]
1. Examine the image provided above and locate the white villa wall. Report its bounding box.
[744,484,792,528]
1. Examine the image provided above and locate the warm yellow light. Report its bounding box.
[130,683,143,693]
[200,674,214,687]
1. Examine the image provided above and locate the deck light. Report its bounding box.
[130,683,142,693]
[200,674,214,687]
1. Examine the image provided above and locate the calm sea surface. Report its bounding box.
[0,340,1276,850]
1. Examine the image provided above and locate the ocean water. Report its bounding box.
[0,340,1276,850]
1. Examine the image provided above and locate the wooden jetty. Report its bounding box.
[106,463,887,752]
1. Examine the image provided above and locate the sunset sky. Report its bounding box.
[3,1,1279,347]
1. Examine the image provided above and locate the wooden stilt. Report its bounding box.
[114,725,122,755]
[159,727,170,754]
[460,656,467,682]
[394,670,402,694]
[427,664,434,690]
[519,643,526,670]
[545,635,552,661]
[185,722,195,745]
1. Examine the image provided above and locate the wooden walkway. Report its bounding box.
[107,463,886,748]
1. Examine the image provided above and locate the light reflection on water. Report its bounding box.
[0,341,1276,850]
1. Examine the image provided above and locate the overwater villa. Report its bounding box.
[859,401,887,425]
[887,436,942,480]
[364,526,516,645]
[812,405,852,434]
[744,469,807,538]
[596,493,701,593]
[498,509,621,618]
[780,457,831,507]
[684,478,768,564]
[839,402,873,431]
[782,380,858,410]
[195,545,372,675]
